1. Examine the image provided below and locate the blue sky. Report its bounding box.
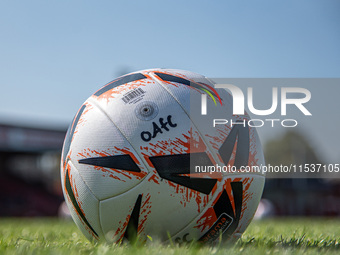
[0,0,339,161]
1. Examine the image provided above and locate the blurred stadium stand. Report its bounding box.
[0,123,65,217]
[263,131,340,217]
[262,178,340,216]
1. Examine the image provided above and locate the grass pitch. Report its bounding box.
[0,218,339,255]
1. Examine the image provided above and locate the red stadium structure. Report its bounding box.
[0,123,66,217]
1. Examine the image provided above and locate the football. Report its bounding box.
[60,68,265,244]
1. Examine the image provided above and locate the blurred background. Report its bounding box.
[0,0,339,218]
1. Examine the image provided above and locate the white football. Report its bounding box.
[60,68,265,244]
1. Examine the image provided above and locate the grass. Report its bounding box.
[0,218,339,254]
